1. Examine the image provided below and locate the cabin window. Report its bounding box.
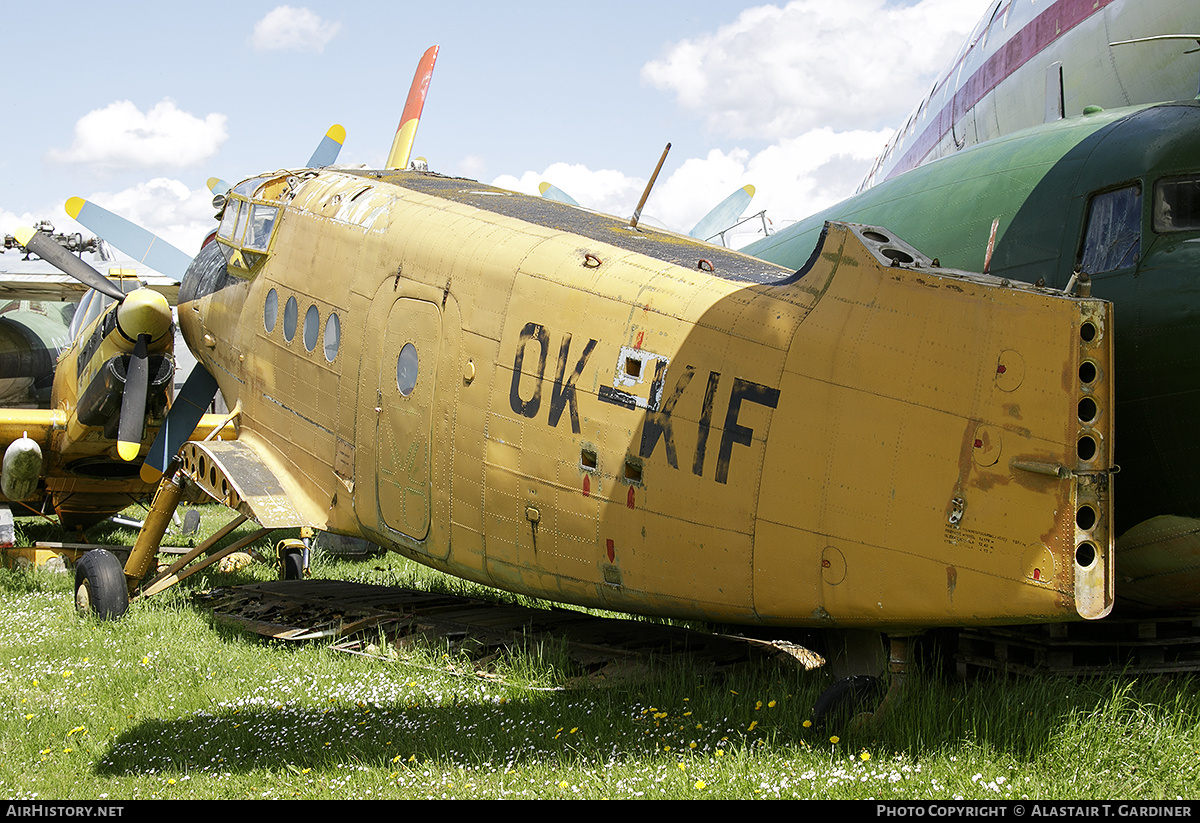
[1079,184,1141,273]
[283,296,298,342]
[264,288,278,333]
[324,313,340,362]
[397,342,418,397]
[1153,174,1200,233]
[304,305,319,352]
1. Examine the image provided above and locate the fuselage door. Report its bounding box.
[374,297,441,543]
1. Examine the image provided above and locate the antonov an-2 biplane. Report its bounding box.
[0,226,234,533]
[26,46,1116,719]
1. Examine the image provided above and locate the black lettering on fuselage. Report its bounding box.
[509,322,549,418]
[510,323,780,483]
[510,323,597,433]
[549,334,596,434]
[715,378,781,484]
[693,371,721,477]
[639,362,694,469]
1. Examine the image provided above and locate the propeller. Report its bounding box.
[118,333,151,462]
[307,124,347,168]
[140,366,219,483]
[535,182,755,244]
[13,226,170,463]
[66,197,192,281]
[13,226,128,301]
[538,182,579,206]
[209,123,346,203]
[387,44,439,170]
[687,184,755,242]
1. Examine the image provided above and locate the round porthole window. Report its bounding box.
[397,342,418,396]
[304,305,319,352]
[283,296,297,342]
[264,288,278,333]
[324,313,340,362]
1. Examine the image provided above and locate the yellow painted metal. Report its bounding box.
[125,471,184,586]
[141,524,271,598]
[179,169,1115,631]
[139,512,248,598]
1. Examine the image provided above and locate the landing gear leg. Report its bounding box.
[126,464,185,585]
[74,463,186,620]
[809,633,915,731]
[852,635,912,729]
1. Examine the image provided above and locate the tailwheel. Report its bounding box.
[277,538,306,580]
[809,635,914,732]
[74,549,129,620]
[809,675,883,731]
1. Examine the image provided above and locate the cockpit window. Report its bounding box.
[244,205,279,251]
[233,175,272,198]
[218,199,241,242]
[1153,175,1200,233]
[234,203,252,247]
[1079,184,1141,273]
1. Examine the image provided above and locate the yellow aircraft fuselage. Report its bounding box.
[176,169,1114,631]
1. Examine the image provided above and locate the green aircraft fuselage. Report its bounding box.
[746,99,1200,538]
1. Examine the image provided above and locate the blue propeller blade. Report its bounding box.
[140,366,220,482]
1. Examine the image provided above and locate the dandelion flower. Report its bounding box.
[802,719,812,728]
[830,735,840,744]
[695,780,706,790]
[860,751,871,761]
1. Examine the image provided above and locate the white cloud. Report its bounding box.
[493,127,888,248]
[493,163,649,220]
[47,100,228,172]
[641,0,980,140]
[251,6,341,53]
[491,1,982,248]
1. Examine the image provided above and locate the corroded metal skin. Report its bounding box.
[177,169,1114,630]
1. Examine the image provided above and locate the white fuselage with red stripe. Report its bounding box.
[860,0,1200,191]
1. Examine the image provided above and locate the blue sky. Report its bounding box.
[1,1,984,253]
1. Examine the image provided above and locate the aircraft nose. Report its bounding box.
[116,289,173,345]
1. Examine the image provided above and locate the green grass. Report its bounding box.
[1,505,1198,799]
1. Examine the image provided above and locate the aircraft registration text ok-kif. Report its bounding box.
[508,320,781,485]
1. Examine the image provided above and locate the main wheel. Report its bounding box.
[277,539,306,580]
[74,549,128,620]
[281,550,303,580]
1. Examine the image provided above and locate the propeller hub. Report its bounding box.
[116,289,172,346]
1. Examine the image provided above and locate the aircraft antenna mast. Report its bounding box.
[629,143,671,229]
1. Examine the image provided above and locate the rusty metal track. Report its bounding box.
[194,580,824,681]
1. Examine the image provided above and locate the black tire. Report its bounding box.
[74,549,128,620]
[280,548,304,580]
[809,675,881,731]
